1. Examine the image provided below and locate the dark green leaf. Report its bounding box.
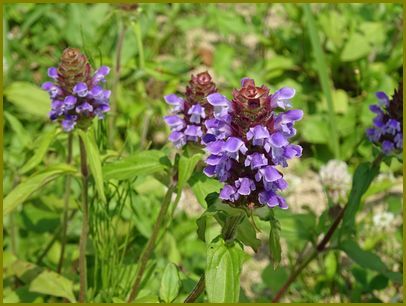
[341,162,380,233]
[369,274,389,291]
[189,172,222,208]
[177,153,203,192]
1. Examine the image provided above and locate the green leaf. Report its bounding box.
[103,150,170,181]
[78,129,106,203]
[189,172,223,208]
[205,238,246,303]
[340,240,387,274]
[269,217,282,269]
[341,32,372,61]
[4,82,50,118]
[341,162,380,233]
[159,263,181,303]
[4,111,32,148]
[3,164,77,216]
[325,252,337,280]
[300,115,330,144]
[236,217,261,253]
[20,127,59,174]
[177,153,203,192]
[29,270,76,302]
[369,274,389,291]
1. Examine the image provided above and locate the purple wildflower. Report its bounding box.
[366,81,403,155]
[41,48,111,132]
[203,78,303,209]
[164,71,225,148]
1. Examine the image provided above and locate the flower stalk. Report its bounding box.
[127,183,177,302]
[57,132,73,273]
[79,136,89,303]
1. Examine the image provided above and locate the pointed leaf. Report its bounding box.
[177,153,203,192]
[78,129,106,203]
[3,164,77,216]
[103,150,170,181]
[29,270,76,302]
[159,263,181,303]
[269,217,282,269]
[20,127,59,174]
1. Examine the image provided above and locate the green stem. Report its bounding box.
[57,133,73,274]
[127,183,176,302]
[303,4,340,158]
[108,22,127,147]
[79,136,89,303]
[184,213,244,303]
[133,20,145,70]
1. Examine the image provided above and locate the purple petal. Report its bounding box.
[375,92,389,106]
[76,102,93,114]
[63,96,77,110]
[281,109,303,123]
[207,93,229,106]
[262,166,282,182]
[219,185,239,202]
[73,82,88,97]
[48,67,58,79]
[169,131,186,148]
[184,125,202,137]
[270,132,288,148]
[206,140,224,155]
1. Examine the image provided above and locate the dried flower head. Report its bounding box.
[41,48,111,132]
[366,81,403,155]
[203,78,303,209]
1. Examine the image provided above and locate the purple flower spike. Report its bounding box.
[366,83,403,155]
[184,125,203,142]
[202,78,302,209]
[73,82,88,97]
[42,49,111,132]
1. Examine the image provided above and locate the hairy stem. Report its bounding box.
[184,213,244,303]
[127,183,176,302]
[79,136,89,303]
[57,133,73,274]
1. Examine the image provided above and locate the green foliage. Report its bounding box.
[3,164,77,216]
[205,238,246,303]
[159,263,181,303]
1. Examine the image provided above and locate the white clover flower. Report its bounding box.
[373,211,395,231]
[319,160,352,203]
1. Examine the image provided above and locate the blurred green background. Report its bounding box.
[3,3,403,303]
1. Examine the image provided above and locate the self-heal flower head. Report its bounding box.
[366,81,403,155]
[41,48,111,132]
[203,78,303,209]
[164,71,226,148]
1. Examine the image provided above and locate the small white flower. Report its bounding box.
[319,160,352,203]
[373,211,395,231]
